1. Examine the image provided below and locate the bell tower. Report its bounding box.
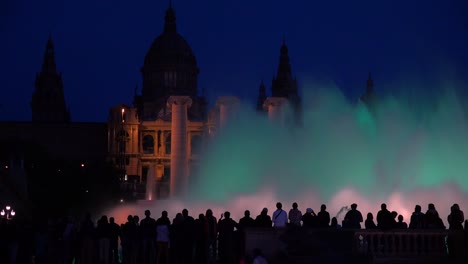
[31,35,70,123]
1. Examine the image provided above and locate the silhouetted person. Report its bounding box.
[255,208,272,228]
[156,211,170,264]
[218,211,238,264]
[272,202,287,228]
[330,217,341,229]
[121,215,137,264]
[425,203,444,229]
[140,210,157,264]
[288,202,302,227]
[301,208,317,228]
[448,203,464,230]
[171,213,184,264]
[205,209,218,263]
[376,203,392,230]
[409,205,425,229]
[194,213,208,264]
[239,210,255,229]
[317,204,330,228]
[238,210,255,258]
[365,213,377,229]
[181,209,195,264]
[132,215,141,263]
[108,217,120,264]
[344,203,363,229]
[97,215,110,264]
[396,215,408,229]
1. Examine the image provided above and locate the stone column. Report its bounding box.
[167,96,192,197]
[263,97,288,123]
[215,96,240,129]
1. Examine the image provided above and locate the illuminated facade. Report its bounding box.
[107,4,302,199]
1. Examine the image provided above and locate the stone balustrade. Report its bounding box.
[244,228,467,264]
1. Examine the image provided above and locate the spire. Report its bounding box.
[272,38,295,98]
[31,35,70,123]
[280,36,288,56]
[42,34,57,74]
[164,0,177,33]
[366,72,374,94]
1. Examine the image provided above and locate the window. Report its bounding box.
[165,134,171,154]
[142,135,154,154]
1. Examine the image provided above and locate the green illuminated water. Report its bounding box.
[107,84,468,225]
[190,86,468,213]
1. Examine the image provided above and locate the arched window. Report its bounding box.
[165,134,171,154]
[142,135,154,154]
[191,135,202,155]
[116,130,129,153]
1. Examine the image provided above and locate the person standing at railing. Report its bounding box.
[395,215,408,229]
[272,202,288,228]
[364,213,377,229]
[317,204,330,228]
[288,202,302,227]
[409,205,425,229]
[344,203,363,229]
[448,204,464,230]
[377,203,392,230]
[425,203,445,229]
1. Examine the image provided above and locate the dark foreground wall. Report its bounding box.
[0,121,114,216]
[245,228,468,264]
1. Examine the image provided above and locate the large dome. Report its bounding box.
[140,4,199,106]
[143,32,197,68]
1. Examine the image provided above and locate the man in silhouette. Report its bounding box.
[409,205,425,229]
[317,204,330,228]
[272,202,288,228]
[205,209,218,263]
[181,209,195,264]
[239,210,255,229]
[156,211,170,264]
[288,202,302,227]
[377,203,392,230]
[255,208,272,228]
[218,211,239,264]
[108,217,121,264]
[344,203,363,229]
[140,210,157,264]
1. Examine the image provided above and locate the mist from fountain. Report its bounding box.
[106,81,468,226]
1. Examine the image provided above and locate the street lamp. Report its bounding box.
[1,205,15,220]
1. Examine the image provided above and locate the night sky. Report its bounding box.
[1,0,467,122]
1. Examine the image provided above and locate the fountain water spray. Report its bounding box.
[105,82,468,226]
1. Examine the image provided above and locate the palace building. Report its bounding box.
[107,3,304,199]
[1,3,375,202]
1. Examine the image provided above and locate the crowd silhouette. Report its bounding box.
[0,202,466,264]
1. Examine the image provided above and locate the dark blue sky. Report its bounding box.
[1,0,467,122]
